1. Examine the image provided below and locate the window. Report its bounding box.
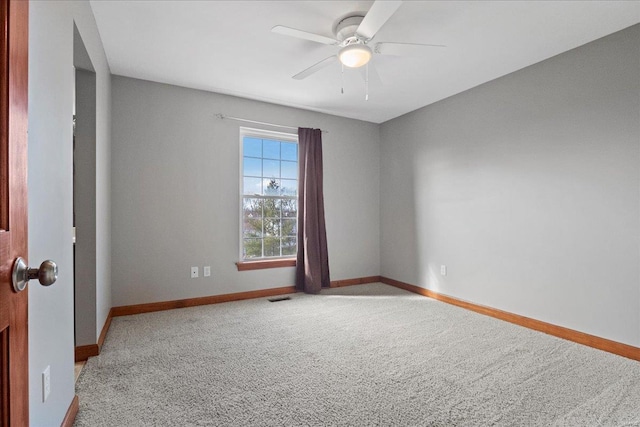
[240,128,298,261]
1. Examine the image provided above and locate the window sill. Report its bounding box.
[236,258,296,271]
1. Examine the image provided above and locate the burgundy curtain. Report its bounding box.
[296,128,330,294]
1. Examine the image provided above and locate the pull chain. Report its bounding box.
[341,63,344,95]
[365,63,369,101]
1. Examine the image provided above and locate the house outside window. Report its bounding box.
[240,128,298,260]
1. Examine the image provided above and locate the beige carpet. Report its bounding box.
[75,283,640,426]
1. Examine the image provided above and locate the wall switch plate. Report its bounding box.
[440,265,447,276]
[190,267,198,278]
[203,266,211,277]
[42,365,51,402]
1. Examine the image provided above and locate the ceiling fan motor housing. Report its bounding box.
[335,15,366,44]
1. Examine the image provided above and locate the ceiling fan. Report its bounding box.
[272,0,445,87]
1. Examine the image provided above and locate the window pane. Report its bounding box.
[243,197,263,215]
[243,238,262,258]
[243,177,262,195]
[282,237,296,256]
[263,198,281,219]
[264,179,281,195]
[263,140,280,160]
[243,198,263,238]
[281,161,297,179]
[280,199,296,218]
[243,137,262,158]
[263,218,280,237]
[243,157,262,177]
[243,221,262,238]
[280,179,297,196]
[281,219,296,237]
[264,237,281,257]
[244,197,262,212]
[281,142,297,161]
[263,159,280,178]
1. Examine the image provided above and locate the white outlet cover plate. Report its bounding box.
[191,267,198,278]
[203,266,211,277]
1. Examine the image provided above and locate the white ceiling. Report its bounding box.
[90,1,640,124]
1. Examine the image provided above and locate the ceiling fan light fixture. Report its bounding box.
[338,44,372,68]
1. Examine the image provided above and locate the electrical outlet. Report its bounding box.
[440,265,447,276]
[203,266,211,277]
[42,365,50,402]
[190,267,198,278]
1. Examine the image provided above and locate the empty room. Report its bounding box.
[2,0,638,425]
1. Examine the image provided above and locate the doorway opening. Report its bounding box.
[73,24,97,368]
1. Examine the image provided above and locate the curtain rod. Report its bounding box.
[215,113,328,133]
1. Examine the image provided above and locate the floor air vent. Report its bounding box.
[268,296,291,302]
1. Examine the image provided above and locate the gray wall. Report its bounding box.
[380,24,640,347]
[28,1,111,425]
[111,76,380,306]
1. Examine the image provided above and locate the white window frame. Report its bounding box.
[239,127,299,261]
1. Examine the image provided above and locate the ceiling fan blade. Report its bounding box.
[272,25,338,45]
[356,1,403,41]
[375,42,446,56]
[292,56,338,80]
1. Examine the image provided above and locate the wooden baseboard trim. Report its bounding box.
[112,286,297,317]
[74,309,114,362]
[60,395,79,427]
[74,344,99,362]
[330,275,382,288]
[380,276,640,362]
[98,308,113,350]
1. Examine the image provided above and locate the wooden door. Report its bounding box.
[0,0,29,425]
